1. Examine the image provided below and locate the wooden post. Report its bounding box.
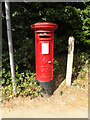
[66,36,74,86]
[5,2,16,93]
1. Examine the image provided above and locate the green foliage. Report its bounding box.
[81,5,90,44]
[15,72,42,98]
[53,59,59,74]
[2,71,42,101]
[72,52,89,80]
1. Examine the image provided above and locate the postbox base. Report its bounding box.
[36,79,55,97]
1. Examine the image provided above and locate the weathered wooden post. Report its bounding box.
[5,2,16,93]
[66,36,74,86]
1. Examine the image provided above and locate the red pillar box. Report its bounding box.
[31,22,58,95]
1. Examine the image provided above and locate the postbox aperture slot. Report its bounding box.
[39,36,51,38]
[41,42,49,54]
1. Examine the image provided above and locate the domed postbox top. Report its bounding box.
[31,22,58,31]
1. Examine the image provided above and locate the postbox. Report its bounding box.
[31,22,58,95]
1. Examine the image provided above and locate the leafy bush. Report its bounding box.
[2,71,42,101]
[72,52,89,80]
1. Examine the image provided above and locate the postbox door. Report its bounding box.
[36,34,53,82]
[39,41,52,81]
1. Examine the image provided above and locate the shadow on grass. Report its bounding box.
[53,52,89,90]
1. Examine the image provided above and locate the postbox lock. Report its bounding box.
[48,61,52,64]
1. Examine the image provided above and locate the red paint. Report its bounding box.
[31,22,58,82]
